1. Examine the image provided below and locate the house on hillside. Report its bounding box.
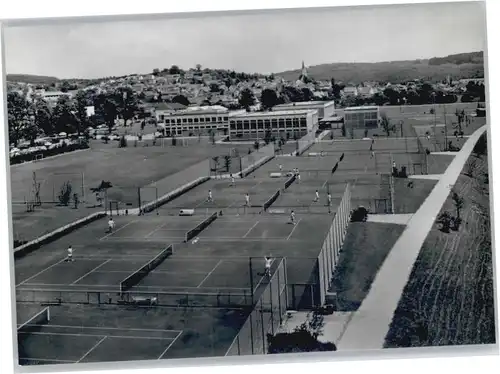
[357,86,375,98]
[342,86,358,97]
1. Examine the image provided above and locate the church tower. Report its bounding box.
[301,61,308,80]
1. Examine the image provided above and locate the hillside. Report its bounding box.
[276,52,484,84]
[6,74,59,84]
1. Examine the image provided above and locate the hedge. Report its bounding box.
[10,142,90,165]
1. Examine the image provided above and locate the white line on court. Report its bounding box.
[99,220,136,241]
[196,260,223,288]
[16,258,68,287]
[21,324,182,333]
[19,358,76,363]
[18,283,249,291]
[76,336,108,363]
[242,221,259,238]
[158,331,183,359]
[144,222,168,238]
[18,332,174,340]
[70,259,111,285]
[286,218,302,240]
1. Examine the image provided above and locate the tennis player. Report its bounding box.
[314,190,320,202]
[208,190,213,202]
[245,193,250,207]
[297,173,301,183]
[108,217,115,233]
[66,245,74,262]
[264,256,273,277]
[327,193,332,206]
[371,150,375,158]
[230,174,235,186]
[290,210,296,225]
[279,164,283,172]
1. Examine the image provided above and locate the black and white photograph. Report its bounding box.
[1,0,497,369]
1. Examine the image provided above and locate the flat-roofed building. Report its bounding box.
[273,100,335,119]
[343,106,380,136]
[229,109,318,141]
[155,105,229,136]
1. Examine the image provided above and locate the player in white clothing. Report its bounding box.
[279,164,283,172]
[66,245,74,262]
[297,173,301,183]
[108,217,115,233]
[290,210,296,225]
[264,256,273,277]
[245,193,250,207]
[314,190,320,202]
[208,190,213,202]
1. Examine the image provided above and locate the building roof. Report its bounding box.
[274,100,335,108]
[320,116,343,122]
[161,105,229,116]
[230,109,318,118]
[153,102,187,111]
[344,106,379,111]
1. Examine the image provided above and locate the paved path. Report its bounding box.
[408,174,442,180]
[336,125,487,351]
[366,214,414,225]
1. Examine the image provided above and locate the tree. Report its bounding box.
[301,87,314,101]
[195,64,202,72]
[169,65,181,74]
[209,83,220,93]
[52,95,76,134]
[34,98,54,136]
[152,68,160,76]
[7,91,34,146]
[380,113,395,137]
[473,133,487,156]
[260,89,279,110]
[94,92,117,134]
[172,95,190,106]
[58,181,73,206]
[223,155,232,172]
[452,190,464,226]
[238,88,255,110]
[114,86,139,128]
[212,156,220,172]
[74,90,90,135]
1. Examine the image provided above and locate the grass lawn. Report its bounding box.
[10,140,249,242]
[393,178,437,214]
[330,222,406,311]
[384,150,495,348]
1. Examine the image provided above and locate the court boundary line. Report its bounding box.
[71,259,112,285]
[242,221,260,238]
[19,357,76,363]
[287,218,302,240]
[158,331,183,359]
[16,258,68,287]
[99,220,136,241]
[196,260,223,288]
[76,336,108,363]
[18,331,176,340]
[17,283,251,292]
[19,324,182,333]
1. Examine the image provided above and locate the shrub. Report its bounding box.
[58,181,73,206]
[9,142,90,165]
[351,206,368,222]
[437,211,452,233]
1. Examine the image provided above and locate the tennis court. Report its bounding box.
[16,302,247,364]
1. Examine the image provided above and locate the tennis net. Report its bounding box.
[185,212,218,242]
[284,175,296,190]
[263,190,280,211]
[120,245,174,294]
[17,307,50,334]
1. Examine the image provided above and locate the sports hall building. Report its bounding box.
[272,100,335,119]
[155,105,230,136]
[343,106,380,135]
[228,109,319,141]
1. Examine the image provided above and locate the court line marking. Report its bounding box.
[286,218,302,241]
[76,336,108,363]
[242,221,260,238]
[70,259,112,285]
[16,258,68,287]
[19,324,182,333]
[196,260,223,288]
[18,331,175,340]
[144,222,169,238]
[100,220,137,241]
[158,331,183,359]
[19,357,76,363]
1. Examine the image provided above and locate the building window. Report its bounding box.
[243,120,250,130]
[217,117,222,122]
[212,117,217,122]
[223,116,228,121]
[200,117,205,123]
[194,118,199,123]
[250,120,257,129]
[181,118,186,123]
[278,119,285,129]
[264,119,271,128]
[285,118,292,127]
[230,121,236,130]
[258,120,264,129]
[300,118,307,126]
[159,115,165,121]
[237,121,243,130]
[165,119,170,124]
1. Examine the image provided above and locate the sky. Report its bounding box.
[2,1,487,79]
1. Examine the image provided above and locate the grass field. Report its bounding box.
[384,151,495,347]
[330,222,406,312]
[10,140,249,242]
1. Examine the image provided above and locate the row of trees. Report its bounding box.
[7,86,141,146]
